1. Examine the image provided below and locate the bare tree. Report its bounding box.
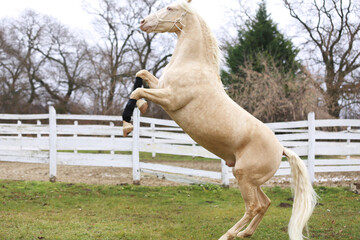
[0,28,26,113]
[227,54,329,122]
[284,0,360,118]
[89,0,136,113]
[0,10,93,114]
[15,10,48,110]
[34,17,91,113]
[0,16,37,113]
[86,0,173,115]
[0,1,174,115]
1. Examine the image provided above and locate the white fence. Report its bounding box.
[0,106,359,186]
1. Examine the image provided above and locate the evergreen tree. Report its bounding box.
[222,1,300,86]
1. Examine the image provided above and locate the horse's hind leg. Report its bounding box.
[219,179,262,240]
[237,187,271,238]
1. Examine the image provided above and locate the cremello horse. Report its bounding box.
[130,1,317,239]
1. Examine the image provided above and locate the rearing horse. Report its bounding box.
[130,1,317,239]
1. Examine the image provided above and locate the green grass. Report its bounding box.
[59,150,219,163]
[138,152,218,162]
[0,181,359,240]
[58,150,218,163]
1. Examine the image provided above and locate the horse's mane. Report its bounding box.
[178,1,221,76]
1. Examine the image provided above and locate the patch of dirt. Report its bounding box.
[0,162,181,186]
[0,161,358,188]
[141,160,222,171]
[278,202,292,208]
[265,172,360,188]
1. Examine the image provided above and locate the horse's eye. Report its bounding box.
[167,7,173,11]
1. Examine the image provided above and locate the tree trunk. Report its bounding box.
[106,74,117,114]
[325,88,341,118]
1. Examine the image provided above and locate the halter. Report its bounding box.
[153,10,188,34]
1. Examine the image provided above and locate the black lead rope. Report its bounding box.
[122,77,144,123]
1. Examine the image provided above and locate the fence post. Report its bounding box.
[37,120,42,151]
[347,126,351,160]
[132,108,141,185]
[17,120,23,151]
[74,121,78,154]
[49,105,57,182]
[17,120,22,138]
[221,159,229,188]
[151,123,156,158]
[110,122,115,155]
[307,112,315,184]
[37,120,42,138]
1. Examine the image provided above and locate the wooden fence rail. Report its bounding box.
[0,106,359,186]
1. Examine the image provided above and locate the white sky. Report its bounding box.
[0,0,94,30]
[0,0,296,39]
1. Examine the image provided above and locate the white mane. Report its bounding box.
[178,0,221,74]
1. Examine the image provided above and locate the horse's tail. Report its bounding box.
[283,147,317,240]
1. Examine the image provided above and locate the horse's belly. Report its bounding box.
[192,136,237,164]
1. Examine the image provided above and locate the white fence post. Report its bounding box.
[347,126,351,160]
[37,120,42,138]
[49,105,57,182]
[110,122,115,155]
[74,120,78,154]
[17,120,22,151]
[17,120,22,138]
[221,159,230,188]
[37,120,42,151]
[307,112,315,184]
[132,108,141,185]
[151,123,156,158]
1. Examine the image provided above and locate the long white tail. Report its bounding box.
[283,147,317,240]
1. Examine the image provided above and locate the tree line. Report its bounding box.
[0,0,172,116]
[222,0,360,121]
[0,0,359,121]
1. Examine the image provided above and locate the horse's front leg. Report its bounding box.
[130,88,173,110]
[136,70,159,89]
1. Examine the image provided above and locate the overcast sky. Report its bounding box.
[0,0,296,39]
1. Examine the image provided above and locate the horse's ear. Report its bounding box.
[187,0,192,3]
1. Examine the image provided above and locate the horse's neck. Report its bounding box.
[168,14,217,71]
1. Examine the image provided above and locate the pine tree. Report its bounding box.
[222,1,300,86]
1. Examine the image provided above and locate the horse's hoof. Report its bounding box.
[218,233,234,240]
[237,231,252,238]
[123,121,134,137]
[136,69,149,79]
[137,99,148,114]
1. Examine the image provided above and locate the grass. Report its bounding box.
[138,152,218,162]
[0,181,359,240]
[60,150,219,163]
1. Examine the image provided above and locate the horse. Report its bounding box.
[130,1,317,239]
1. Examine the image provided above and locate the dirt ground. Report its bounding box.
[0,160,358,188]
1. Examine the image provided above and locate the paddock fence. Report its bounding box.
[0,106,359,186]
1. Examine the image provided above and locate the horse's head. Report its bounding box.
[140,0,192,34]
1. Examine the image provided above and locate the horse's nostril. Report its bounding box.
[140,19,145,25]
